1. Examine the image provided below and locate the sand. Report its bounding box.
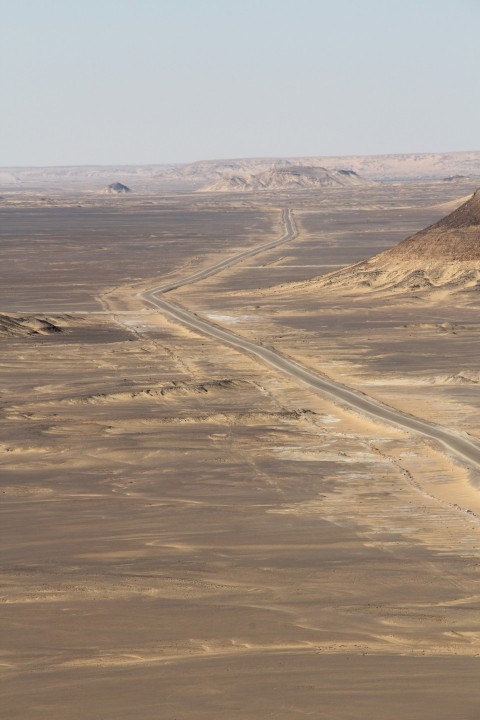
[2,179,480,718]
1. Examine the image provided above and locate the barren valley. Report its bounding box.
[2,171,480,718]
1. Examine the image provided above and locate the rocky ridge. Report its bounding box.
[198,165,364,192]
[0,314,63,337]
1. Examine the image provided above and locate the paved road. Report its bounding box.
[151,208,297,294]
[141,211,480,474]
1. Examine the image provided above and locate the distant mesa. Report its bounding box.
[2,152,480,193]
[104,182,131,194]
[442,175,468,182]
[197,165,365,192]
[315,190,480,296]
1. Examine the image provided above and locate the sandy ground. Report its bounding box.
[2,181,480,718]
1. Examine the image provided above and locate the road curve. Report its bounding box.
[152,208,297,294]
[140,211,480,475]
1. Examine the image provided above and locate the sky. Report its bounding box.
[1,0,479,166]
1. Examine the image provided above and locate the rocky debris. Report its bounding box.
[0,314,63,337]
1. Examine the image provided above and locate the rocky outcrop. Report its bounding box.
[315,190,480,296]
[198,165,365,192]
[104,182,131,194]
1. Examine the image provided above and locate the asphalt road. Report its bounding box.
[141,210,480,475]
[149,208,297,294]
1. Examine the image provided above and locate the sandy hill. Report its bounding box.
[198,165,364,192]
[316,190,480,295]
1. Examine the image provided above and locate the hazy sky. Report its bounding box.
[1,0,479,166]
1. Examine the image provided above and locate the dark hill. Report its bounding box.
[381,190,480,263]
[312,190,480,296]
[105,182,131,194]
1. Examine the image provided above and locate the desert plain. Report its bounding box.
[2,172,480,718]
